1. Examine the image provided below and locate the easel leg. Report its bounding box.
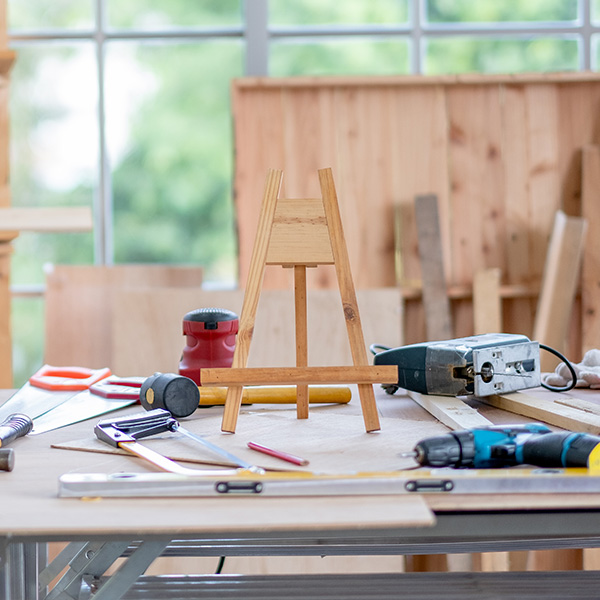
[294,265,309,419]
[221,169,283,433]
[319,168,381,432]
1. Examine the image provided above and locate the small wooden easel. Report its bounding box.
[221,168,381,433]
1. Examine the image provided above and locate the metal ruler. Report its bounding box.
[59,467,600,498]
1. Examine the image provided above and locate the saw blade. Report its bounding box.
[30,391,137,435]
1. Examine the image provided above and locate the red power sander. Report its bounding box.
[178,308,239,385]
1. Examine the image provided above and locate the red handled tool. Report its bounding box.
[178,308,238,385]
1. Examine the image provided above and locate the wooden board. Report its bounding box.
[44,265,204,369]
[581,145,600,354]
[414,194,452,340]
[0,207,93,232]
[111,287,402,377]
[233,74,600,357]
[477,391,600,434]
[53,410,443,474]
[408,392,493,430]
[533,211,587,371]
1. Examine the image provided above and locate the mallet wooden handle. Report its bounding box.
[200,365,398,387]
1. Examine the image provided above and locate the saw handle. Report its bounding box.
[0,414,33,447]
[29,365,112,391]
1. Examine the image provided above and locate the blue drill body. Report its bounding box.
[413,423,600,469]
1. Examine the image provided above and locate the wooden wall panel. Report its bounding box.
[232,74,600,353]
[446,85,506,286]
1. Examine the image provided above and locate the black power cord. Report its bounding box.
[539,343,577,393]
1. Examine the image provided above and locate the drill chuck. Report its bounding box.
[413,431,476,468]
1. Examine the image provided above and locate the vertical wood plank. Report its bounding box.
[533,210,587,371]
[332,87,396,288]
[446,85,506,287]
[501,84,536,337]
[581,145,600,353]
[414,194,452,340]
[557,82,600,217]
[525,84,562,278]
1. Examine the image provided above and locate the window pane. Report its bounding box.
[270,38,409,76]
[592,34,600,68]
[426,0,578,24]
[8,0,94,30]
[105,41,242,283]
[10,43,97,286]
[270,0,408,26]
[107,0,241,30]
[593,0,600,24]
[425,37,579,74]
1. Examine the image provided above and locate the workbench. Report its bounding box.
[3,387,600,600]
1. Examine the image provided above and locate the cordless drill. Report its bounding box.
[409,424,600,469]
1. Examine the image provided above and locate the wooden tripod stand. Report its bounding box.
[220,168,381,433]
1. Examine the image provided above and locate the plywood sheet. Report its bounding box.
[233,74,600,354]
[111,287,402,377]
[53,409,443,474]
[44,265,203,369]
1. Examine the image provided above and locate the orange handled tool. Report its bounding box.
[29,365,111,391]
[0,365,112,423]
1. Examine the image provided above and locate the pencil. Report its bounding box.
[247,441,309,466]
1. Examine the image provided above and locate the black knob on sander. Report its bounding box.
[140,373,200,418]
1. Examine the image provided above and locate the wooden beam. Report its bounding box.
[533,210,587,371]
[0,207,93,232]
[414,194,452,340]
[582,145,600,355]
[409,391,493,430]
[477,392,600,434]
[203,365,397,387]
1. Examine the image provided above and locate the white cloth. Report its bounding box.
[542,348,600,389]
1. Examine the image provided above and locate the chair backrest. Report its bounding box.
[44,264,203,370]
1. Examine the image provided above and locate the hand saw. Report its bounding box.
[0,365,111,423]
[29,376,144,435]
